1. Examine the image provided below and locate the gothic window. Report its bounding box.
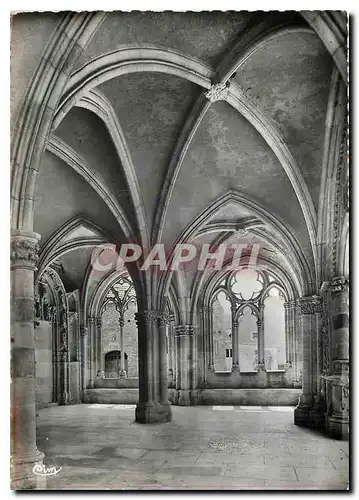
[209,267,287,374]
[230,269,263,301]
[263,286,286,370]
[101,274,138,378]
[212,290,232,372]
[238,306,258,372]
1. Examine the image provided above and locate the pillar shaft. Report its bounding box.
[231,305,239,370]
[294,295,322,428]
[11,230,45,489]
[80,326,88,390]
[208,306,214,371]
[168,315,175,384]
[135,310,171,423]
[119,317,126,377]
[174,325,197,405]
[96,317,104,377]
[326,276,349,439]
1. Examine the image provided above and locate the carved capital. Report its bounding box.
[205,82,229,103]
[168,313,176,324]
[88,316,96,326]
[330,276,349,293]
[174,324,197,336]
[80,326,88,338]
[11,231,40,269]
[158,313,171,326]
[118,317,125,327]
[298,295,322,315]
[96,317,102,328]
[135,310,159,328]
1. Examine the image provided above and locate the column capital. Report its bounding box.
[135,309,159,328]
[80,326,88,338]
[174,324,197,336]
[96,317,102,328]
[330,276,349,293]
[158,313,171,326]
[233,321,239,328]
[10,230,41,269]
[298,295,322,315]
[88,316,96,326]
[256,320,263,328]
[118,317,125,327]
[205,81,229,102]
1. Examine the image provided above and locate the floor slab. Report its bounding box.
[35,404,349,491]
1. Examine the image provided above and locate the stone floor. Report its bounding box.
[36,404,349,490]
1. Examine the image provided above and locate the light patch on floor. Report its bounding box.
[88,404,115,409]
[269,407,295,412]
[212,406,234,411]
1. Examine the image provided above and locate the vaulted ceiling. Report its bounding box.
[11,11,345,297]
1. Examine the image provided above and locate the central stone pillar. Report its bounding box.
[135,310,172,423]
[11,230,45,489]
[294,295,322,428]
[325,276,349,439]
[174,324,197,405]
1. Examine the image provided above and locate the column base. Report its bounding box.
[294,394,314,427]
[11,450,46,490]
[309,396,327,430]
[135,401,172,423]
[327,414,349,440]
[177,390,191,406]
[58,392,70,405]
[118,371,127,378]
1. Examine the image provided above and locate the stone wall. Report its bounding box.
[101,301,138,377]
[35,320,53,405]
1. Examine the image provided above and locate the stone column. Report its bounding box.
[256,303,265,372]
[174,325,197,405]
[96,317,104,378]
[284,301,296,381]
[80,325,88,390]
[87,317,96,388]
[11,230,45,489]
[158,314,171,406]
[294,295,322,428]
[118,316,126,377]
[256,320,265,369]
[231,305,240,371]
[325,276,349,439]
[135,310,172,423]
[199,306,211,383]
[58,306,70,405]
[208,306,215,372]
[167,314,175,385]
